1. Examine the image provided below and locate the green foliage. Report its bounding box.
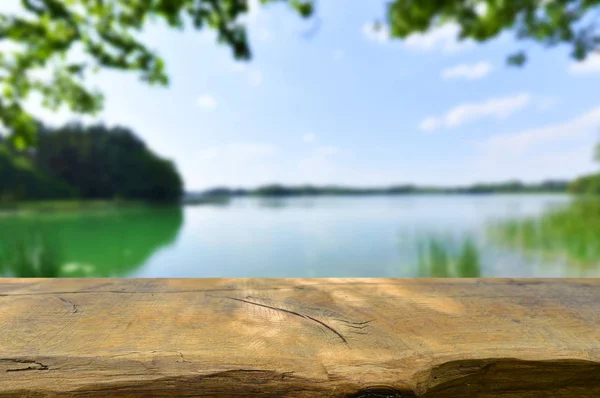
[0,122,183,202]
[385,0,600,65]
[417,236,482,277]
[490,199,600,269]
[568,173,600,195]
[568,143,600,195]
[34,123,184,201]
[0,0,315,145]
[457,239,481,277]
[0,224,62,277]
[0,143,76,200]
[0,0,597,148]
[427,239,451,277]
[507,51,527,67]
[1,1,596,146]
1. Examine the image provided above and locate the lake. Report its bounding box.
[1,194,599,278]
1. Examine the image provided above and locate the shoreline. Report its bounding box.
[1,192,577,216]
[0,199,176,215]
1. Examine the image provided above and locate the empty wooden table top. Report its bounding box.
[1,278,599,397]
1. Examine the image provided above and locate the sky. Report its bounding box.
[4,0,600,190]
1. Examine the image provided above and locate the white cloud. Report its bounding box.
[481,105,600,157]
[403,24,472,54]
[332,49,345,61]
[362,23,390,43]
[302,133,317,143]
[441,62,493,80]
[196,94,217,111]
[473,106,600,182]
[569,53,600,75]
[248,69,263,87]
[362,21,472,53]
[419,93,531,131]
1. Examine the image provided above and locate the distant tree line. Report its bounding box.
[0,123,183,202]
[194,180,570,199]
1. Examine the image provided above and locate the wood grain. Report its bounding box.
[0,278,599,397]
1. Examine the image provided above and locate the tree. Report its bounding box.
[0,143,75,200]
[1,0,599,148]
[0,0,314,149]
[568,174,600,194]
[34,123,184,201]
[383,0,600,67]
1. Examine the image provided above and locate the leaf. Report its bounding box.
[12,135,27,151]
[0,0,280,146]
[507,51,527,66]
[290,0,314,18]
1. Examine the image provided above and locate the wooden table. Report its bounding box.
[1,278,599,397]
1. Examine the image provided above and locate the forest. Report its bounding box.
[0,123,183,203]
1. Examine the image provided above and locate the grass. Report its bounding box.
[417,236,482,277]
[0,226,62,277]
[489,198,600,268]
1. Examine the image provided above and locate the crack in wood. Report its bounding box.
[1,358,49,372]
[334,319,373,326]
[226,297,349,346]
[340,323,370,330]
[58,297,79,314]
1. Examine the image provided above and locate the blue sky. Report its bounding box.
[6,0,600,190]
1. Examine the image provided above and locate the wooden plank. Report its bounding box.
[0,278,599,397]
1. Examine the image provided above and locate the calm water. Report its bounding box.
[1,194,600,278]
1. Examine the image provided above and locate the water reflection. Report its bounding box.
[0,225,63,277]
[2,195,597,278]
[257,197,289,209]
[488,198,600,270]
[0,206,183,277]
